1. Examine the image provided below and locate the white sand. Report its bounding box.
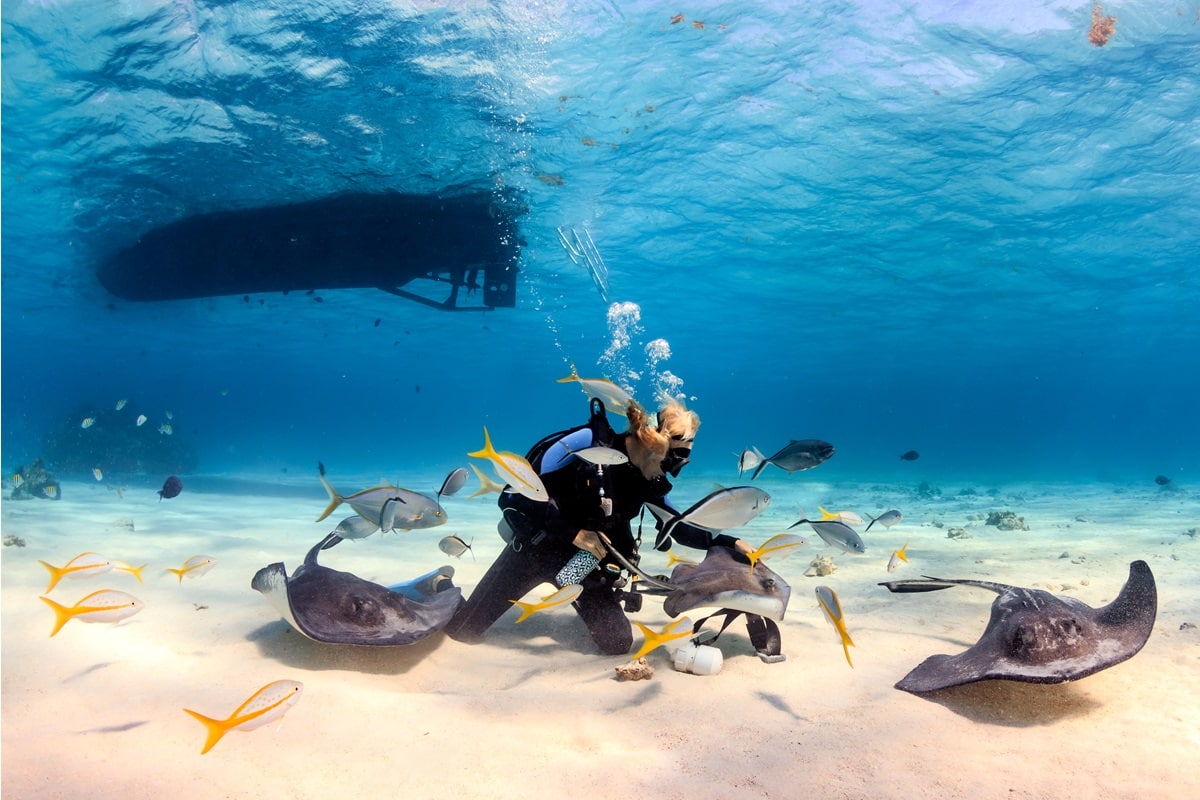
[2,473,1198,799]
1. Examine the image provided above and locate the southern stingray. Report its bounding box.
[661,546,791,621]
[879,560,1156,693]
[656,546,792,662]
[252,534,463,645]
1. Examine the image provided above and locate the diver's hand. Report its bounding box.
[573,529,608,560]
[732,539,755,556]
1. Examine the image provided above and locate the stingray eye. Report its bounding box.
[762,578,776,590]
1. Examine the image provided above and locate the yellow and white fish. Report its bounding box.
[39,552,115,592]
[629,617,694,661]
[115,398,128,411]
[666,550,697,568]
[40,589,144,637]
[165,410,174,420]
[466,463,506,498]
[815,585,854,667]
[158,423,173,436]
[167,555,217,583]
[11,473,24,488]
[81,417,96,429]
[887,544,909,573]
[92,467,104,481]
[819,506,864,525]
[136,414,148,426]
[510,583,583,623]
[556,373,633,416]
[42,485,58,499]
[743,533,808,574]
[183,679,304,755]
[468,427,549,503]
[111,559,148,583]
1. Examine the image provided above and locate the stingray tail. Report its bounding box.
[877,578,961,594]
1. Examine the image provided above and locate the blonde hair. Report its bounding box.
[625,400,700,478]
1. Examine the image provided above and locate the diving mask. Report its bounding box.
[661,445,691,478]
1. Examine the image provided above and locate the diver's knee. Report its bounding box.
[594,628,633,656]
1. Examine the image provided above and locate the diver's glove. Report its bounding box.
[555,549,600,587]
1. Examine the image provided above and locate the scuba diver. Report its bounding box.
[444,397,756,655]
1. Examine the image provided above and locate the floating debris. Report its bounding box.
[1088,3,1116,47]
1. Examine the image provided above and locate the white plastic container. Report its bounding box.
[672,641,724,675]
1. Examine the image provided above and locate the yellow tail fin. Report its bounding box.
[629,619,693,661]
[40,596,74,637]
[509,599,539,623]
[183,708,229,755]
[314,474,344,522]
[467,427,496,461]
[39,560,66,593]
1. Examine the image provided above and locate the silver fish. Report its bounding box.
[438,535,474,559]
[866,509,903,532]
[789,513,866,554]
[316,463,446,532]
[437,467,469,500]
[750,439,835,479]
[379,487,447,531]
[569,445,629,466]
[736,447,764,477]
[647,486,771,546]
[332,515,379,541]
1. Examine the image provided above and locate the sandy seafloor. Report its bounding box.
[2,470,1197,799]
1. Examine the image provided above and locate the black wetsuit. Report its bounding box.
[443,426,739,655]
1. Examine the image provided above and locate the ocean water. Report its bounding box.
[2,0,1197,488]
[3,5,1200,794]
